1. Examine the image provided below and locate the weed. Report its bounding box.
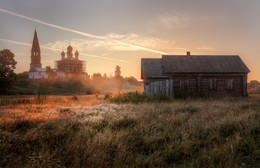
[109,92,170,103]
[218,122,238,138]
[34,95,46,104]
[104,92,112,100]
[59,108,71,113]
[71,95,78,101]
[110,117,137,130]
[176,106,200,114]
[123,131,145,153]
[92,119,109,132]
[240,103,259,110]
[10,120,37,133]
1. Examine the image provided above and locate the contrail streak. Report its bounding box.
[0,8,168,55]
[0,38,131,63]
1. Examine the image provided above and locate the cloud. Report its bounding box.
[45,33,182,53]
[157,13,192,29]
[197,45,215,51]
[148,12,210,31]
[0,8,167,55]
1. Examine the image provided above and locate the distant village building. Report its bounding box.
[29,30,85,79]
[141,52,250,98]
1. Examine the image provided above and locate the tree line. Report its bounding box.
[0,49,143,95]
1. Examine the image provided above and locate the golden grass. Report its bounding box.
[0,95,259,167]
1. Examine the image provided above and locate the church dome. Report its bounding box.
[61,51,65,57]
[75,50,79,57]
[67,45,73,52]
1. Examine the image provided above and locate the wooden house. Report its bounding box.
[141,52,250,98]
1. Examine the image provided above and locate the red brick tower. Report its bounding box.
[30,29,42,70]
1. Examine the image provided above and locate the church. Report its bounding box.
[29,30,85,79]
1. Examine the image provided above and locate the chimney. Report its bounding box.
[186,51,191,58]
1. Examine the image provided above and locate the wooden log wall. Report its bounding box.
[172,75,245,97]
[144,79,174,99]
[144,73,248,97]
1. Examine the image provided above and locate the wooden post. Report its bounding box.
[197,76,201,96]
[242,74,248,96]
[165,79,170,97]
[169,79,174,99]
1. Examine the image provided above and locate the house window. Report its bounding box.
[180,80,189,91]
[180,80,185,90]
[227,79,234,90]
[187,80,190,91]
[209,78,217,90]
[209,79,213,90]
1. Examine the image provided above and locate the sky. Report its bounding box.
[0,0,259,81]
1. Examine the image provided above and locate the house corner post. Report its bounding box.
[243,74,248,96]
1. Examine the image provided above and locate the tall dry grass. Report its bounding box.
[0,95,259,167]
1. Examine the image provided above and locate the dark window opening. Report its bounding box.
[180,80,189,91]
[227,79,234,90]
[180,80,185,90]
[209,78,217,90]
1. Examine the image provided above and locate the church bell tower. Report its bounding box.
[30,29,42,70]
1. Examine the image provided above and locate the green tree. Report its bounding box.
[0,49,17,77]
[0,49,17,94]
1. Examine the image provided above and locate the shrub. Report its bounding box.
[108,92,170,103]
[104,92,112,100]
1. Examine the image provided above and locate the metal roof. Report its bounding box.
[141,55,250,79]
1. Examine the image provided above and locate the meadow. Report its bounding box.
[0,94,259,167]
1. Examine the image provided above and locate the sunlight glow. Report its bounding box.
[0,8,168,55]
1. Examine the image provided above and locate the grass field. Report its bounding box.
[0,94,259,167]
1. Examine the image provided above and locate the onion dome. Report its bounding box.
[75,50,79,57]
[67,45,73,52]
[61,51,65,57]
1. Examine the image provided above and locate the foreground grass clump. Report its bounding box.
[106,92,170,103]
[0,95,260,167]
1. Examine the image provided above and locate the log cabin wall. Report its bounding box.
[168,73,246,97]
[144,79,174,99]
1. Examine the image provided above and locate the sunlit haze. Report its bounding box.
[0,0,259,81]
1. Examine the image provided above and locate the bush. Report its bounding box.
[0,77,15,94]
[104,92,112,100]
[108,92,170,103]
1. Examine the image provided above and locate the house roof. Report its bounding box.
[141,55,250,79]
[141,58,164,79]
